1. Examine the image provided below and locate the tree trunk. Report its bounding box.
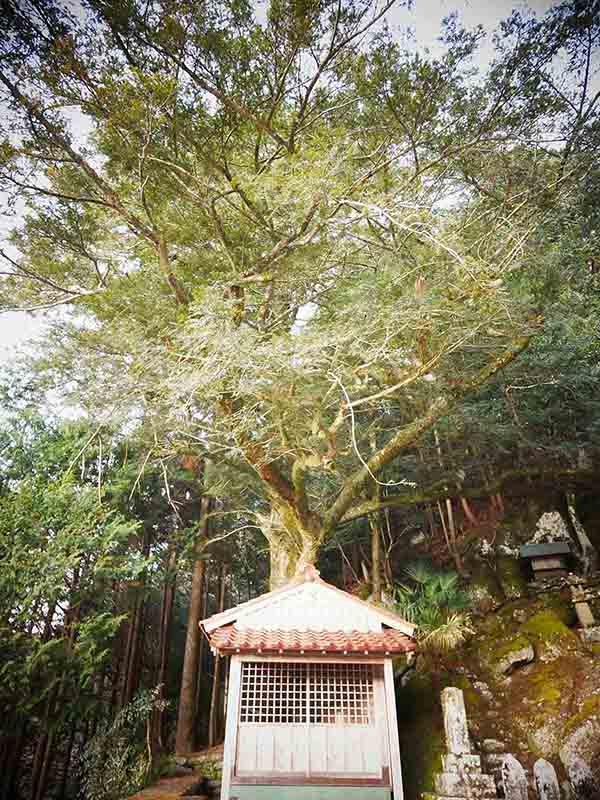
[34,725,55,800]
[119,593,142,709]
[151,545,177,762]
[258,500,324,590]
[175,497,210,754]
[370,511,382,602]
[563,493,598,574]
[29,681,59,800]
[460,497,478,527]
[433,428,465,576]
[268,535,300,588]
[208,564,227,748]
[267,524,320,589]
[58,725,76,800]
[1,719,26,800]
[195,574,211,745]
[120,529,150,709]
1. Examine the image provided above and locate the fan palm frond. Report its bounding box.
[419,614,473,653]
[391,563,473,655]
[403,561,438,585]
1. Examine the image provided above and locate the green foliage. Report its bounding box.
[80,687,167,800]
[393,563,472,652]
[200,760,223,781]
[5,0,592,578]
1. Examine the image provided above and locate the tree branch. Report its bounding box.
[324,334,533,533]
[339,466,597,524]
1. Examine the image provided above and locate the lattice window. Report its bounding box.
[239,662,374,726]
[309,663,374,725]
[240,662,307,723]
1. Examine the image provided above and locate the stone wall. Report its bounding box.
[426,688,599,800]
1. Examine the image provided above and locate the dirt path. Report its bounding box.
[128,772,199,800]
[128,746,224,800]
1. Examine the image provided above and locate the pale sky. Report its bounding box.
[0,0,556,365]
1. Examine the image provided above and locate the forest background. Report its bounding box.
[0,0,599,798]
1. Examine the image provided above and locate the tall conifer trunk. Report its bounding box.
[150,546,177,761]
[175,496,211,754]
[208,563,227,747]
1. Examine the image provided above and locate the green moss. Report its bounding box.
[522,611,577,647]
[563,694,600,738]
[468,563,504,611]
[396,674,447,800]
[496,556,528,599]
[510,655,587,757]
[538,592,577,626]
[447,673,482,716]
[528,660,575,703]
[479,632,532,677]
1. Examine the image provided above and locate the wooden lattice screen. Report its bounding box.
[240,662,375,725]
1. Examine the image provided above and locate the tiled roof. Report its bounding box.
[207,624,416,655]
[201,566,415,637]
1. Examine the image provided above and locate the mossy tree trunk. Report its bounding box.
[260,504,323,589]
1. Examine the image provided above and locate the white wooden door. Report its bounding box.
[235,661,388,782]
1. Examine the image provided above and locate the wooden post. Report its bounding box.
[220,655,241,800]
[384,658,404,800]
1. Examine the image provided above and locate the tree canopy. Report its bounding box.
[1,0,599,585]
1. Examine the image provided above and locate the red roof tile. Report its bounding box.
[207,625,416,655]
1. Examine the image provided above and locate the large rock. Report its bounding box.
[490,636,535,676]
[559,699,600,766]
[565,756,600,800]
[501,755,528,800]
[520,611,579,660]
[534,758,561,800]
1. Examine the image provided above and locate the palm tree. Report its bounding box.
[393,562,472,655]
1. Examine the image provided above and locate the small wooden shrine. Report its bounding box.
[519,541,572,581]
[201,565,416,800]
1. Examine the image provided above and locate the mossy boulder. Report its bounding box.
[516,659,577,757]
[468,562,504,612]
[521,611,579,660]
[479,633,534,678]
[560,695,600,768]
[496,555,528,599]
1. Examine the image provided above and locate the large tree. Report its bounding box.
[1,0,597,584]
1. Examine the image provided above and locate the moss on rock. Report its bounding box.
[496,555,528,599]
[510,656,585,758]
[563,695,600,739]
[560,693,600,767]
[521,611,579,658]
[468,562,505,612]
[479,632,534,678]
